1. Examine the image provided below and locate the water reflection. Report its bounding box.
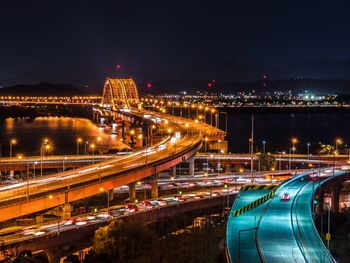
[0,117,124,156]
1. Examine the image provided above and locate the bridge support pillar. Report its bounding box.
[188,157,195,176]
[151,174,159,199]
[60,203,72,219]
[331,184,341,213]
[129,182,136,201]
[107,189,114,202]
[170,166,176,177]
[316,189,324,215]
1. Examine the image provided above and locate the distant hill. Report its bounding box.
[0,83,87,96]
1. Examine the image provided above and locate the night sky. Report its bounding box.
[1,0,350,88]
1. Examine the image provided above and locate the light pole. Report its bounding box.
[84,141,89,155]
[262,141,266,154]
[48,195,60,235]
[41,139,50,177]
[76,138,82,155]
[307,142,311,159]
[33,161,38,178]
[224,183,229,208]
[9,139,17,158]
[335,138,342,154]
[218,140,221,173]
[90,143,96,163]
[204,137,208,153]
[326,202,331,250]
[290,138,298,170]
[250,115,254,183]
[63,157,67,172]
[277,151,285,172]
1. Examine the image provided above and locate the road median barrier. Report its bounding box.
[232,185,278,217]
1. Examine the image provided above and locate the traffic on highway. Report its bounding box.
[0,188,236,246]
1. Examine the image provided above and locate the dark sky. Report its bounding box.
[1,0,350,87]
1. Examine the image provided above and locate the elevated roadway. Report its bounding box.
[0,109,224,222]
[227,168,350,262]
[0,155,120,171]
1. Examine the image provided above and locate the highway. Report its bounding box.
[227,168,350,263]
[0,188,235,246]
[0,108,224,221]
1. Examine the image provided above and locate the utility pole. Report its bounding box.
[250,115,254,183]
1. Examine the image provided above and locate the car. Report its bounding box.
[281,193,291,201]
[140,201,153,210]
[125,204,139,213]
[156,199,167,206]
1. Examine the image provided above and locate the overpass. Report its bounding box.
[195,153,350,164]
[226,167,350,262]
[0,78,225,222]
[0,155,121,171]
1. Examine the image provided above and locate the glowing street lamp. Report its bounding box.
[335,138,342,153]
[40,139,51,177]
[9,138,17,158]
[90,143,96,159]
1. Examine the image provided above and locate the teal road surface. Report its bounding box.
[227,169,348,263]
[226,187,272,262]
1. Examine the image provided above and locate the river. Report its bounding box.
[0,112,349,157]
[0,117,120,157]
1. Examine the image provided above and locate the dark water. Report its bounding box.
[0,117,116,157]
[0,113,349,156]
[224,112,350,154]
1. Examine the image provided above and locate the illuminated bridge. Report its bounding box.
[0,78,225,222]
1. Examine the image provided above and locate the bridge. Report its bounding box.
[226,167,350,262]
[0,78,224,222]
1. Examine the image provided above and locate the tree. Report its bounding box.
[259,153,276,171]
[319,144,335,154]
[87,220,159,263]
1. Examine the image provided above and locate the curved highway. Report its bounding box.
[227,168,349,263]
[0,109,224,221]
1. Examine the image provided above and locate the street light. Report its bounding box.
[90,143,96,163]
[335,138,342,154]
[48,195,60,235]
[290,138,298,170]
[262,141,266,154]
[76,138,82,155]
[33,161,38,178]
[9,139,17,158]
[84,141,89,155]
[289,147,296,170]
[307,142,311,159]
[63,157,68,172]
[41,139,50,177]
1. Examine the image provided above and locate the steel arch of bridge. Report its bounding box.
[101,78,140,110]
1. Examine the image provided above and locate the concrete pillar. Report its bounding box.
[60,203,72,219]
[331,184,341,213]
[107,189,114,201]
[129,182,136,201]
[151,174,159,199]
[188,157,195,176]
[35,215,44,224]
[170,166,176,177]
[316,189,324,215]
